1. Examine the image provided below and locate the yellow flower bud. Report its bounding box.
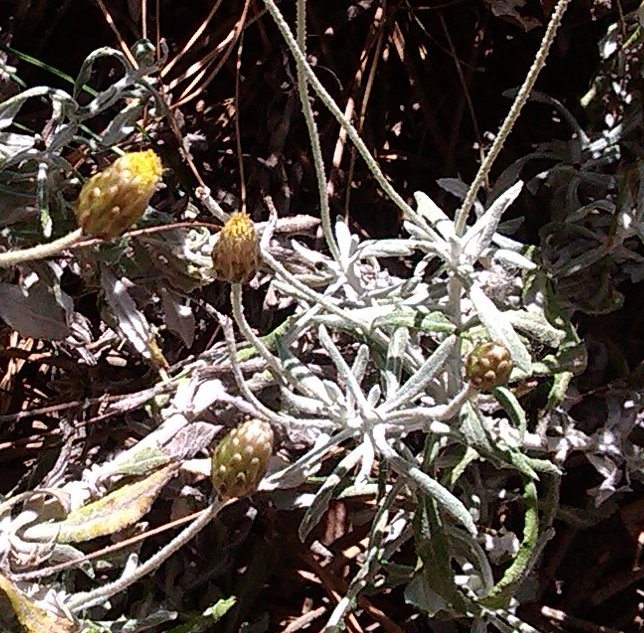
[211,419,274,500]
[465,341,513,391]
[75,150,163,240]
[211,211,260,283]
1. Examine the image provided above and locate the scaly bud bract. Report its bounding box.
[211,419,274,500]
[75,150,163,240]
[465,341,513,392]
[211,211,260,284]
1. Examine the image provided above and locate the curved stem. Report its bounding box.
[216,306,306,427]
[454,0,571,235]
[262,0,428,228]
[295,0,340,263]
[0,229,83,267]
[230,283,285,383]
[66,499,225,613]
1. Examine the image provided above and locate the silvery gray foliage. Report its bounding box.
[221,181,582,625]
[499,6,643,316]
[0,4,639,628]
[0,171,582,628]
[0,43,166,345]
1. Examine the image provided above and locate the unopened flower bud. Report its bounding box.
[211,211,260,283]
[465,341,512,391]
[75,150,163,240]
[211,419,273,499]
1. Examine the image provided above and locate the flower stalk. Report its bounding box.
[66,499,225,613]
[453,0,572,235]
[0,229,83,268]
[0,150,162,268]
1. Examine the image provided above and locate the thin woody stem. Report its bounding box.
[453,0,572,235]
[66,499,225,612]
[0,229,83,267]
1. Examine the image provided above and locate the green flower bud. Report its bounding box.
[211,419,273,500]
[211,211,260,284]
[465,341,512,391]
[75,150,163,240]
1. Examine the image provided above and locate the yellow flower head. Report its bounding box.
[75,149,163,240]
[211,211,260,283]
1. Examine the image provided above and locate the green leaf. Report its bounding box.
[0,572,75,633]
[445,446,479,488]
[383,448,477,535]
[457,404,559,480]
[315,304,456,334]
[380,335,457,413]
[30,465,177,543]
[522,269,586,408]
[81,610,178,632]
[546,370,574,410]
[412,496,468,615]
[0,281,71,341]
[163,598,237,633]
[478,479,539,609]
[0,87,73,131]
[405,571,452,618]
[505,309,565,347]
[108,447,172,477]
[371,307,457,333]
[277,337,332,403]
[469,283,532,373]
[493,386,527,439]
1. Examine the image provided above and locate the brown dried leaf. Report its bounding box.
[101,265,168,368]
[0,282,71,341]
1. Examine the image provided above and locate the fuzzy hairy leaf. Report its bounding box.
[298,446,363,541]
[478,479,539,609]
[0,573,75,633]
[26,465,177,543]
[462,181,524,262]
[371,307,456,333]
[469,283,532,373]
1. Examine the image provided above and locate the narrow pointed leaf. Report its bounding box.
[414,191,456,241]
[380,335,457,413]
[462,181,523,261]
[469,284,532,373]
[278,337,332,404]
[24,465,177,543]
[298,447,363,541]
